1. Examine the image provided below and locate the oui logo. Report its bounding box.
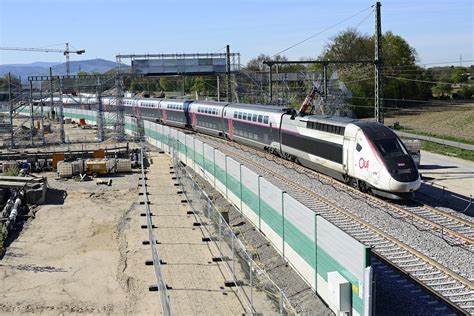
[359,157,369,169]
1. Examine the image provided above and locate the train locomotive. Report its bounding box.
[51,95,422,199]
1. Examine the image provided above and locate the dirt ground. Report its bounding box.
[0,172,144,314]
[0,151,280,315]
[384,102,474,140]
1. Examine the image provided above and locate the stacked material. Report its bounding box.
[105,159,116,174]
[116,159,132,173]
[85,161,107,175]
[57,161,84,178]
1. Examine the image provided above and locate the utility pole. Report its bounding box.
[8,72,14,148]
[182,75,186,96]
[39,86,45,144]
[49,67,54,119]
[96,77,105,142]
[226,45,232,102]
[268,64,273,102]
[323,62,329,98]
[58,78,65,143]
[115,75,125,141]
[217,76,220,101]
[29,81,34,146]
[374,1,384,124]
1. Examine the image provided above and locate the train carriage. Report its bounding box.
[49,94,421,199]
[158,100,188,127]
[280,115,348,179]
[188,101,227,136]
[223,103,290,151]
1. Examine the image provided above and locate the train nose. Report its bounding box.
[389,176,421,192]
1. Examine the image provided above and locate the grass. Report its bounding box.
[384,102,474,141]
[3,165,20,176]
[420,140,474,161]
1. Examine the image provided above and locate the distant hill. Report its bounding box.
[0,58,121,80]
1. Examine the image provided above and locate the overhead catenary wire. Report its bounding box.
[271,4,374,58]
[385,75,473,86]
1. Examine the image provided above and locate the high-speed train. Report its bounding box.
[44,95,421,199]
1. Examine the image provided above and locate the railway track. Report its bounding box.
[207,136,474,251]
[196,134,474,314]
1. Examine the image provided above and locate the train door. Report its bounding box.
[228,119,234,140]
[192,112,197,128]
[343,135,354,175]
[183,100,193,127]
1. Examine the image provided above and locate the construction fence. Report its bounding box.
[144,120,373,316]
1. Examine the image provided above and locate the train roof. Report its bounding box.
[353,120,397,140]
[301,114,358,126]
[226,102,292,113]
[192,100,229,107]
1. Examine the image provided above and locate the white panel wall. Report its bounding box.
[226,157,241,209]
[283,193,316,289]
[241,165,260,228]
[259,177,284,254]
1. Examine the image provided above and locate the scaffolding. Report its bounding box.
[0,71,143,149]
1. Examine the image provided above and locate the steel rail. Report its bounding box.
[199,137,473,314]
[203,135,474,248]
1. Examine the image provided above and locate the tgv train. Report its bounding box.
[45,95,421,199]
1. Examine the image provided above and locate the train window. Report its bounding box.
[263,116,269,124]
[253,114,258,122]
[258,115,263,123]
[243,113,247,120]
[234,112,237,118]
[247,114,251,121]
[375,138,407,156]
[238,112,242,119]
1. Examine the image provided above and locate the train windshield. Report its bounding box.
[374,138,407,157]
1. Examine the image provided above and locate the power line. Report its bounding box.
[385,75,473,86]
[354,8,375,29]
[271,5,374,58]
[420,59,474,66]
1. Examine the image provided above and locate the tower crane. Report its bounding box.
[0,43,85,76]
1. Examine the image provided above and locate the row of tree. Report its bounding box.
[244,29,472,117]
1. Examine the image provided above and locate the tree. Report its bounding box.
[0,74,21,101]
[129,77,160,93]
[451,67,469,84]
[458,85,473,99]
[246,54,305,73]
[318,28,430,117]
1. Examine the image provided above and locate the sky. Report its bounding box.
[0,0,472,66]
